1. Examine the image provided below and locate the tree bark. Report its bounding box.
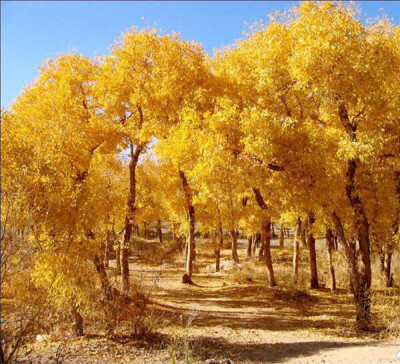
[252,234,257,256]
[230,229,239,263]
[180,170,195,283]
[121,142,142,293]
[301,228,307,249]
[279,223,285,248]
[116,238,122,276]
[331,211,371,330]
[215,222,223,272]
[292,217,301,286]
[215,249,221,272]
[383,245,393,287]
[247,235,253,257]
[271,222,276,238]
[71,302,84,337]
[337,101,372,329]
[262,218,276,287]
[326,228,336,292]
[104,229,111,268]
[307,213,319,289]
[252,188,277,284]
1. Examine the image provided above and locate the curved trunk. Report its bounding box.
[326,228,336,292]
[122,142,142,293]
[307,213,319,289]
[230,229,239,263]
[337,102,372,329]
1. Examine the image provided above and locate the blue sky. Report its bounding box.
[2,1,400,108]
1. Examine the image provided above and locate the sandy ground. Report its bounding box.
[19,238,400,363]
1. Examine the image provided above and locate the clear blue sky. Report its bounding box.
[2,1,400,108]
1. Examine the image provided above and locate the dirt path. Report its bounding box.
[24,239,399,363]
[124,240,400,363]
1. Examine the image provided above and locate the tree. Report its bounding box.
[97,28,209,292]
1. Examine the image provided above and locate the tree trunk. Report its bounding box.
[252,234,257,256]
[307,213,319,289]
[337,102,372,330]
[215,249,221,272]
[379,247,385,276]
[104,229,111,268]
[258,233,265,257]
[116,238,122,276]
[301,228,307,249]
[158,219,163,245]
[292,217,301,286]
[215,222,223,272]
[331,211,371,331]
[71,302,84,337]
[262,218,276,287]
[121,142,142,294]
[384,245,393,287]
[279,223,285,248]
[230,229,239,263]
[180,170,195,283]
[271,222,276,238]
[326,228,336,292]
[121,220,131,293]
[247,235,252,257]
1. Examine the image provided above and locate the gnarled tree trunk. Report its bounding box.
[331,210,371,331]
[121,142,142,293]
[252,188,276,286]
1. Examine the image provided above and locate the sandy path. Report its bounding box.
[126,240,400,363]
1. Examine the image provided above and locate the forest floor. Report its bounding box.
[20,237,400,363]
